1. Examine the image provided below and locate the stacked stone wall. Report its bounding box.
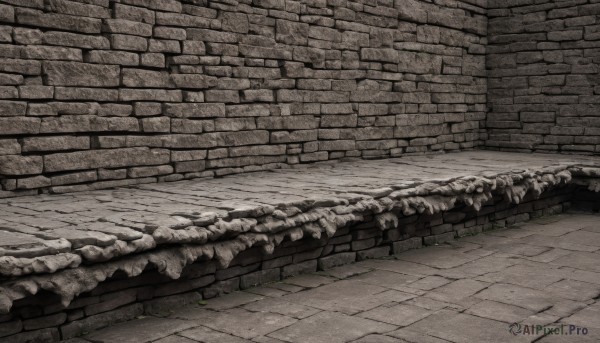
[0,0,487,196]
[486,0,600,153]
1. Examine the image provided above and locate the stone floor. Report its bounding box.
[71,212,600,343]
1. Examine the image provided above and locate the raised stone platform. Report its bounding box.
[1,151,600,341]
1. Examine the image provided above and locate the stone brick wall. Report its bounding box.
[486,0,600,153]
[1,184,579,341]
[0,0,487,196]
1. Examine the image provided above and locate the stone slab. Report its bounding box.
[268,311,396,343]
[1,151,599,274]
[1,151,600,318]
[83,317,196,343]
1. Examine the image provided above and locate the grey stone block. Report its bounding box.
[317,252,356,270]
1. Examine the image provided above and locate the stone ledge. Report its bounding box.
[3,187,592,342]
[1,151,600,316]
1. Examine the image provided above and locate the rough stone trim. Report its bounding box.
[2,163,599,315]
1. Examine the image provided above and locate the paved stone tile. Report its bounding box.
[349,270,422,290]
[242,297,321,319]
[424,279,489,304]
[384,286,427,297]
[582,223,600,234]
[358,303,432,327]
[552,252,600,273]
[543,214,599,228]
[153,336,198,343]
[495,243,553,257]
[358,259,439,276]
[560,267,600,285]
[544,279,600,302]
[376,289,422,303]
[476,263,565,289]
[204,291,264,310]
[265,282,304,293]
[445,240,484,253]
[538,333,600,343]
[523,235,598,253]
[536,315,600,343]
[459,233,517,249]
[178,325,252,342]
[282,279,414,315]
[520,216,585,237]
[252,335,288,343]
[406,275,451,291]
[561,230,600,248]
[465,300,535,323]
[544,299,589,317]
[171,308,297,339]
[401,309,531,343]
[282,274,335,288]
[83,317,197,343]
[316,263,373,279]
[487,227,536,239]
[351,334,404,342]
[245,286,289,298]
[268,311,396,343]
[437,255,516,279]
[387,327,455,343]
[527,216,564,225]
[562,303,600,329]
[524,248,572,263]
[403,297,453,311]
[475,283,555,312]
[526,312,562,326]
[396,247,480,269]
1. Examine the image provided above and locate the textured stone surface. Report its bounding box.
[269,311,395,343]
[83,317,196,343]
[0,150,596,281]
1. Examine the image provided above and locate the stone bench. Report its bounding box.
[1,151,600,342]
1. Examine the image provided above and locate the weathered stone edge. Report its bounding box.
[1,163,599,313]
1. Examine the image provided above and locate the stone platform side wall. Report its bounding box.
[486,0,600,153]
[0,0,487,196]
[0,185,580,342]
